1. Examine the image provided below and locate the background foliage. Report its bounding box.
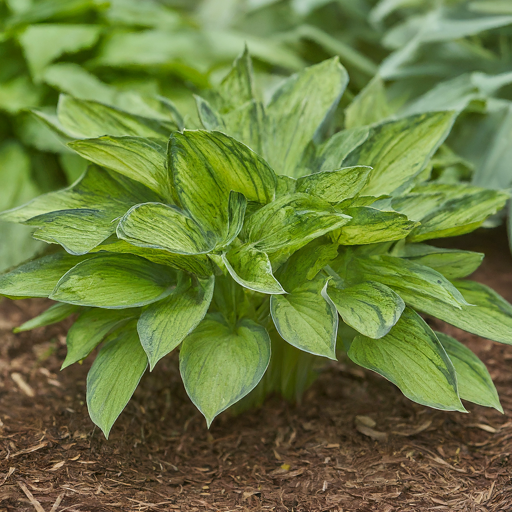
[2,0,512,269]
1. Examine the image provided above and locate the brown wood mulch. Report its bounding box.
[1,229,512,512]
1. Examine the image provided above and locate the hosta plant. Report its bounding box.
[2,52,512,438]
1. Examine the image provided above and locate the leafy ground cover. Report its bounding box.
[0,228,511,511]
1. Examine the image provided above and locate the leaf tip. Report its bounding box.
[148,358,158,372]
[100,425,111,440]
[326,351,338,361]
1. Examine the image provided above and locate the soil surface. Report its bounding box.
[1,229,512,512]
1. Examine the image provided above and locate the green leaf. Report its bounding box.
[348,308,465,412]
[345,75,392,129]
[57,95,175,140]
[436,332,502,412]
[328,281,404,339]
[14,303,79,333]
[343,112,456,195]
[25,210,119,256]
[396,244,484,279]
[204,49,263,152]
[0,142,37,213]
[222,245,285,295]
[1,166,161,255]
[314,126,369,172]
[265,58,349,177]
[215,47,256,112]
[19,24,101,79]
[63,308,138,369]
[68,136,173,200]
[0,75,42,114]
[117,202,217,255]
[180,315,271,426]
[222,100,265,155]
[42,63,116,104]
[276,175,297,197]
[471,103,512,190]
[87,323,148,438]
[271,277,338,359]
[0,253,87,298]
[51,254,176,308]
[470,1,512,14]
[400,74,480,116]
[138,276,215,370]
[411,280,512,344]
[0,142,42,271]
[224,191,248,247]
[278,238,339,291]
[354,254,470,309]
[409,189,509,242]
[243,193,351,253]
[90,238,213,277]
[391,192,446,222]
[105,0,181,28]
[295,166,371,203]
[169,130,276,238]
[331,207,417,245]
[195,95,225,132]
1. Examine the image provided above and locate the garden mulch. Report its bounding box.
[1,229,512,512]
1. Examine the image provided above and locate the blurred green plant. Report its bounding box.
[1,53,511,437]
[0,0,309,271]
[2,0,512,265]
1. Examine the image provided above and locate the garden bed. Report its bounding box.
[1,229,512,512]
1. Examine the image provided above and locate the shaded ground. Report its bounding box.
[1,229,512,511]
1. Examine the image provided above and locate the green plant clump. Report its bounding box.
[1,52,512,437]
